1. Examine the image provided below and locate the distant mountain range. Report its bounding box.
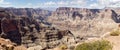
[1,7,120,22]
[0,7,52,21]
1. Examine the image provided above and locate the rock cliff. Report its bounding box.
[47,7,119,36]
[0,10,76,50]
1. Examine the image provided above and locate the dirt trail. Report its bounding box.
[105,36,120,50]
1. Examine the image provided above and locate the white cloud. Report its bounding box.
[42,0,87,8]
[18,3,39,8]
[89,3,98,8]
[98,0,120,8]
[86,0,120,9]
[44,1,56,6]
[0,0,12,7]
[41,0,120,8]
[57,1,68,6]
[111,0,120,2]
[0,0,3,3]
[43,1,69,7]
[1,0,120,9]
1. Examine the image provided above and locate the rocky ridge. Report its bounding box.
[0,7,51,21]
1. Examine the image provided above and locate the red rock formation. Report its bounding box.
[2,19,18,33]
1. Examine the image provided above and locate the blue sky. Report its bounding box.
[0,0,120,9]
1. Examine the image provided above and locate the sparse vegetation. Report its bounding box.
[59,44,67,50]
[110,29,120,36]
[74,40,112,50]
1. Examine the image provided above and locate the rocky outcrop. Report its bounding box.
[0,38,27,50]
[0,38,15,50]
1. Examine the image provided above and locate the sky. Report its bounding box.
[0,0,120,9]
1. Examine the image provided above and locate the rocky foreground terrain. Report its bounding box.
[0,7,120,50]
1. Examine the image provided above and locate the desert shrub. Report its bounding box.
[59,44,67,50]
[110,30,120,36]
[6,47,14,50]
[69,46,75,50]
[74,40,112,50]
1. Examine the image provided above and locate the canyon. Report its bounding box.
[0,7,120,50]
